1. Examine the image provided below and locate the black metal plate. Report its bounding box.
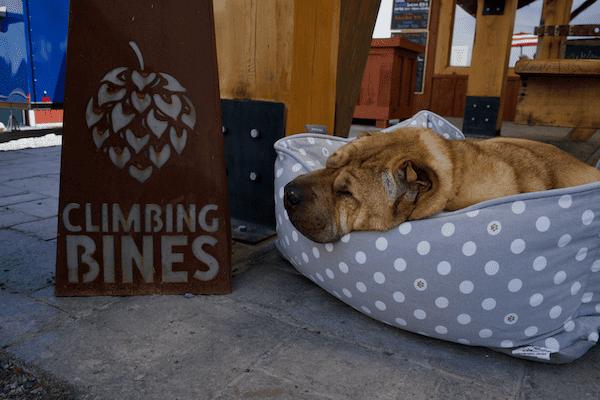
[482,0,505,15]
[222,99,285,228]
[462,96,501,137]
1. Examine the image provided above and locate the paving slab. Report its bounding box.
[1,174,60,197]
[0,208,40,228]
[0,229,56,294]
[11,216,58,241]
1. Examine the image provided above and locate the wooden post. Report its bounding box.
[214,0,380,137]
[461,0,517,137]
[537,0,573,59]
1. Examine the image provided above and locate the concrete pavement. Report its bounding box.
[1,138,600,399]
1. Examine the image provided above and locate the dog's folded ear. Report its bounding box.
[392,160,434,203]
[403,161,432,191]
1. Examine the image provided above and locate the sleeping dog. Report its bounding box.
[284,127,600,243]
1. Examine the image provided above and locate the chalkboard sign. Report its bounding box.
[394,32,428,93]
[565,41,600,60]
[391,0,430,30]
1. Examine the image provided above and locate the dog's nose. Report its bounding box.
[284,182,313,209]
[284,184,302,207]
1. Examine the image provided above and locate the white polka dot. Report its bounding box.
[326,139,333,145]
[564,320,576,332]
[582,292,593,303]
[284,210,289,220]
[582,210,594,225]
[591,260,600,272]
[536,216,550,232]
[441,223,455,237]
[524,326,538,337]
[487,221,502,235]
[325,243,334,252]
[530,293,544,307]
[504,313,518,325]
[361,306,372,314]
[395,318,407,326]
[375,237,388,251]
[341,234,351,243]
[414,278,427,291]
[316,273,324,282]
[508,278,522,292]
[356,282,367,292]
[373,272,385,284]
[285,236,290,246]
[479,329,493,338]
[576,247,588,261]
[571,281,582,295]
[435,297,449,309]
[457,339,470,345]
[554,271,567,285]
[558,195,572,208]
[589,332,599,342]
[342,288,352,298]
[333,291,341,299]
[549,305,562,319]
[545,338,560,350]
[558,234,571,248]
[596,304,600,313]
[437,261,451,275]
[417,241,431,255]
[292,163,302,172]
[482,298,496,310]
[312,247,320,259]
[302,252,309,263]
[307,137,315,144]
[414,309,427,320]
[306,160,315,167]
[375,301,386,311]
[457,314,471,325]
[501,340,514,348]
[322,147,330,157]
[511,239,526,254]
[485,261,499,275]
[511,201,526,214]
[435,326,448,335]
[466,210,479,217]
[459,280,474,294]
[394,258,407,272]
[398,222,412,235]
[292,231,298,242]
[393,291,405,303]
[326,269,334,279]
[279,187,285,199]
[355,251,366,264]
[462,241,476,256]
[276,168,283,177]
[533,256,547,271]
[339,262,349,273]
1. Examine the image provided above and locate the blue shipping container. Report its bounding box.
[0,0,68,109]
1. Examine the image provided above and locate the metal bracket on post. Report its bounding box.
[221,99,285,243]
[482,0,505,15]
[462,96,501,137]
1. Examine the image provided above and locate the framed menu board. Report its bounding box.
[391,0,430,30]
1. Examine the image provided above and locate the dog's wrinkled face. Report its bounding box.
[284,132,433,243]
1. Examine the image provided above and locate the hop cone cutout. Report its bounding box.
[85,41,197,183]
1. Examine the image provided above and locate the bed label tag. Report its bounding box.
[512,346,559,360]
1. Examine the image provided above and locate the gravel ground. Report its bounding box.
[0,352,80,400]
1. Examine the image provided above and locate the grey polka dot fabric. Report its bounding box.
[273,112,600,363]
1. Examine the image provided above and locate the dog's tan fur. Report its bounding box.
[284,127,600,243]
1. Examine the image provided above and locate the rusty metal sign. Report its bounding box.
[55,0,231,296]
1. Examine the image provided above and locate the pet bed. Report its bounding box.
[273,111,600,363]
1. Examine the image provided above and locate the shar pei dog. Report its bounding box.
[284,127,600,243]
